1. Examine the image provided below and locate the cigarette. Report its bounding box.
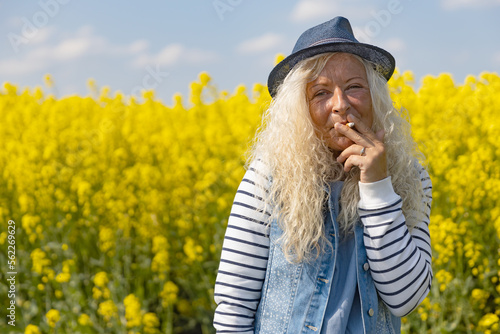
[347,122,355,128]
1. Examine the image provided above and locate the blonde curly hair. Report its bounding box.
[248,52,425,262]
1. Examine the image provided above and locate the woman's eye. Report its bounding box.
[313,90,327,97]
[347,84,362,90]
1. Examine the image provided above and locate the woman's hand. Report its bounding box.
[334,114,388,183]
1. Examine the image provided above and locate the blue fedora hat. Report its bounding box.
[267,16,395,97]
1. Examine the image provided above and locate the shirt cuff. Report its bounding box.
[358,176,400,210]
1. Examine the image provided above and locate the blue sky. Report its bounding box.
[1,0,500,104]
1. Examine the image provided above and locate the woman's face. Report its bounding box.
[306,53,373,154]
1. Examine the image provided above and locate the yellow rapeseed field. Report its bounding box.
[0,65,499,333]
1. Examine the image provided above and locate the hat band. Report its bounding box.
[308,37,354,47]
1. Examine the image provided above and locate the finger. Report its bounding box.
[343,154,365,173]
[336,144,364,164]
[346,115,386,147]
[334,122,374,148]
[343,149,388,182]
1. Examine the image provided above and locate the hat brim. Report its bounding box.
[267,42,395,98]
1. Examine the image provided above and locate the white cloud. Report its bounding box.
[441,0,500,10]
[128,40,149,54]
[0,25,155,77]
[381,38,406,53]
[236,33,285,54]
[156,44,184,65]
[30,26,55,45]
[54,37,94,60]
[0,24,218,79]
[56,25,109,58]
[0,57,45,76]
[131,44,218,68]
[290,0,340,22]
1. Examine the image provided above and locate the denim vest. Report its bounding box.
[254,181,401,333]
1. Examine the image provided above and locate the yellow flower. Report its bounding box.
[98,300,117,322]
[92,286,103,299]
[102,287,111,299]
[172,92,183,107]
[93,271,109,288]
[183,237,203,263]
[43,74,54,87]
[124,294,142,328]
[87,78,97,91]
[2,82,17,94]
[199,72,211,86]
[478,313,500,330]
[99,227,115,255]
[45,269,55,281]
[30,248,51,275]
[142,312,160,334]
[160,281,179,307]
[55,272,71,283]
[435,269,453,292]
[274,53,285,65]
[62,259,73,273]
[78,313,92,326]
[151,250,169,278]
[3,61,500,333]
[92,285,110,300]
[472,289,490,309]
[25,324,41,334]
[46,309,60,328]
[152,235,168,253]
[0,232,6,245]
[142,90,154,100]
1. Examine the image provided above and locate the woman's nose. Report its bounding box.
[331,88,350,114]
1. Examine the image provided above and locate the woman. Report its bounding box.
[213,16,432,333]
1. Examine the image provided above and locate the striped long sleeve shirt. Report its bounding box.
[213,160,433,333]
